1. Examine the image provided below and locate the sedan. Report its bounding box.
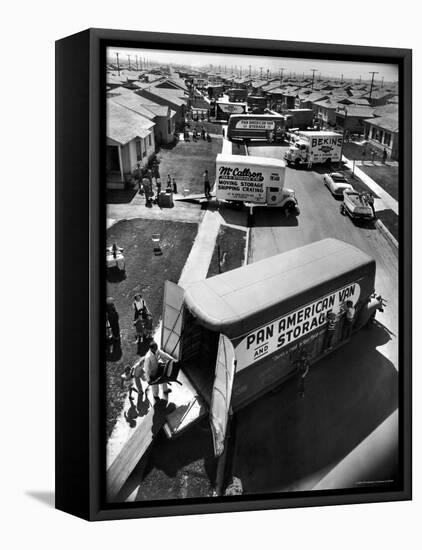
[323,172,354,197]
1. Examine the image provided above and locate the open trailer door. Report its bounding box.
[210,334,236,457]
[161,281,184,360]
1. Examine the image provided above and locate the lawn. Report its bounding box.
[156,138,222,195]
[207,225,247,278]
[106,218,198,437]
[359,164,399,201]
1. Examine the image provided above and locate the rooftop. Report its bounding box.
[107,100,155,145]
[364,114,399,133]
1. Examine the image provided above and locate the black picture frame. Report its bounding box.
[55,28,412,521]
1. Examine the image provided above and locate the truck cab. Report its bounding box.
[285,140,309,166]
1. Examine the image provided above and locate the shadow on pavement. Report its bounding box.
[122,419,216,501]
[232,323,398,494]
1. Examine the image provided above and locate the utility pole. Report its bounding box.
[340,73,343,84]
[368,71,379,100]
[279,67,285,85]
[260,67,263,79]
[381,76,384,88]
[249,64,251,77]
[266,68,269,81]
[310,68,318,90]
[116,52,120,76]
[128,55,131,70]
[135,55,138,71]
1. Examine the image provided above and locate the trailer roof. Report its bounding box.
[183,239,374,338]
[216,153,286,168]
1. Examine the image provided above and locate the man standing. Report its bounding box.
[342,300,356,340]
[106,298,120,341]
[144,341,173,400]
[296,353,310,399]
[203,169,211,199]
[324,311,337,351]
[307,151,314,170]
[382,148,388,164]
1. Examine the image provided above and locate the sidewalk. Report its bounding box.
[343,155,398,215]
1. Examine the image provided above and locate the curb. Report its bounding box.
[375,218,398,250]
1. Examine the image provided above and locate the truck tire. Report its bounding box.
[340,203,346,216]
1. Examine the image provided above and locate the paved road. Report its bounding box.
[231,144,399,493]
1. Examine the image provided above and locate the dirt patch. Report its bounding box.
[156,138,222,196]
[106,218,198,437]
[207,225,246,278]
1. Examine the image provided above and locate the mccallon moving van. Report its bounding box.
[159,238,385,456]
[284,131,343,167]
[215,153,299,214]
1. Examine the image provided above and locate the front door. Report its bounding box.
[210,335,236,457]
[161,281,185,360]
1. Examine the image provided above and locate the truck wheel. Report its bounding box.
[340,204,346,215]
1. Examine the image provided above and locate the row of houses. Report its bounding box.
[106,70,190,188]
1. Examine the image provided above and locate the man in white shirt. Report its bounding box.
[144,341,173,399]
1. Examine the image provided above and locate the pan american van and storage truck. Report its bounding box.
[215,153,299,215]
[284,131,343,167]
[158,238,385,456]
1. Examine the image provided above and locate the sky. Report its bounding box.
[108,47,398,83]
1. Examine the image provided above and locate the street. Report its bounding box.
[231,144,399,493]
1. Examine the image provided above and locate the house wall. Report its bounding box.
[363,122,399,160]
[153,114,175,145]
[137,90,186,128]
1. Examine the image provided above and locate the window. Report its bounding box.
[384,132,391,146]
[148,133,152,147]
[143,138,147,157]
[371,127,377,140]
[136,139,142,161]
[168,119,172,135]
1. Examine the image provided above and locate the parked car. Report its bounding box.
[323,172,354,197]
[340,189,375,222]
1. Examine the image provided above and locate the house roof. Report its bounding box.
[304,91,329,103]
[373,104,399,117]
[364,114,399,133]
[107,100,155,145]
[131,93,172,116]
[110,95,159,121]
[336,105,375,118]
[137,86,188,107]
[314,97,341,110]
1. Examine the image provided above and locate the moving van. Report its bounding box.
[284,131,343,167]
[159,238,385,455]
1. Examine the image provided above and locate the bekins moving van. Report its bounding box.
[215,153,299,214]
[284,130,343,167]
[160,239,385,456]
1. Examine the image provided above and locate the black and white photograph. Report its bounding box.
[105,45,402,504]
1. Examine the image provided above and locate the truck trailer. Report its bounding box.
[226,113,286,142]
[215,153,299,214]
[159,238,385,456]
[284,131,343,167]
[215,99,247,121]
